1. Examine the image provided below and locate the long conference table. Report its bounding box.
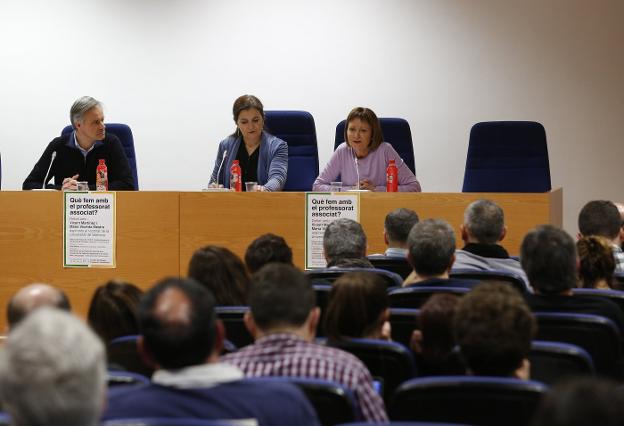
[0,188,562,331]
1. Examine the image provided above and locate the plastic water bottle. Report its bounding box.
[386,159,398,192]
[230,160,242,192]
[96,159,108,191]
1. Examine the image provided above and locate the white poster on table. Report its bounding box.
[63,191,116,268]
[305,192,360,269]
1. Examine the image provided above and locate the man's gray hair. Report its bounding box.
[0,308,106,426]
[70,96,102,127]
[384,208,420,244]
[408,218,456,276]
[464,199,505,244]
[323,218,367,264]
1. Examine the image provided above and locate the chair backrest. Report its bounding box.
[529,340,594,385]
[62,123,139,190]
[534,312,623,377]
[107,369,150,387]
[572,288,624,315]
[368,256,413,280]
[462,121,551,192]
[314,284,332,337]
[334,118,416,174]
[214,306,253,349]
[103,419,233,426]
[107,335,154,378]
[390,376,548,426]
[264,111,319,191]
[306,268,403,290]
[389,287,470,309]
[388,308,420,349]
[328,338,417,404]
[449,269,527,294]
[250,376,359,426]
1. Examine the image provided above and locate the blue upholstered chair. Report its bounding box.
[449,268,528,294]
[107,335,154,378]
[388,308,420,349]
[462,121,551,192]
[214,306,253,349]
[104,419,233,426]
[572,288,624,314]
[534,312,623,377]
[390,376,548,425]
[388,287,470,309]
[327,338,417,403]
[265,111,319,191]
[368,256,413,280]
[306,268,403,290]
[62,123,139,190]
[529,340,594,385]
[334,118,416,175]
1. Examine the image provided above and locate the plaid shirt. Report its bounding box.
[221,333,388,422]
[614,244,624,273]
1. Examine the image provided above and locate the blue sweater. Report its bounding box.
[210,132,288,191]
[103,379,319,426]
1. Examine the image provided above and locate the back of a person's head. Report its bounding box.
[578,200,621,240]
[323,218,367,264]
[0,308,105,426]
[407,219,456,276]
[419,293,460,364]
[245,233,294,274]
[139,277,216,369]
[532,377,624,426]
[87,280,143,343]
[249,263,315,331]
[7,283,71,329]
[384,208,420,244]
[521,225,577,294]
[454,282,536,377]
[324,272,388,341]
[577,236,616,289]
[464,199,505,244]
[187,245,250,305]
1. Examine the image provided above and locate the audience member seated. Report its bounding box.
[88,280,143,343]
[222,264,388,422]
[532,377,624,426]
[453,199,528,287]
[87,280,151,376]
[577,236,617,289]
[410,294,466,376]
[369,208,419,258]
[0,308,106,426]
[578,200,624,273]
[522,225,624,333]
[324,272,391,342]
[245,233,294,274]
[455,282,536,379]
[187,245,250,305]
[403,219,478,288]
[6,283,71,330]
[324,218,374,268]
[103,278,319,425]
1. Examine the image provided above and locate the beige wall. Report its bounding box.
[0,0,622,239]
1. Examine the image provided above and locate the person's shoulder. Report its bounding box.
[308,341,370,370]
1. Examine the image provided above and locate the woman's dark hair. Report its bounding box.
[344,107,384,151]
[324,272,388,341]
[187,245,250,305]
[231,94,265,137]
[577,236,615,289]
[87,280,143,342]
[419,294,460,364]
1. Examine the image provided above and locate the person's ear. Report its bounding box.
[307,307,321,340]
[500,226,507,242]
[410,330,423,354]
[460,224,469,242]
[448,253,456,271]
[243,311,257,340]
[213,319,225,356]
[383,230,389,245]
[514,358,530,380]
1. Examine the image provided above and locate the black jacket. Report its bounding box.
[23,132,134,190]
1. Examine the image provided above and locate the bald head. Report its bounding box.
[139,278,217,370]
[7,284,71,329]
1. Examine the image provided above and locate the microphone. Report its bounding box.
[352,147,360,189]
[212,149,228,187]
[42,151,57,189]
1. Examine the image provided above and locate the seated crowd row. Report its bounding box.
[1,199,624,425]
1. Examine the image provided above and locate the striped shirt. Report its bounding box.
[221,333,388,422]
